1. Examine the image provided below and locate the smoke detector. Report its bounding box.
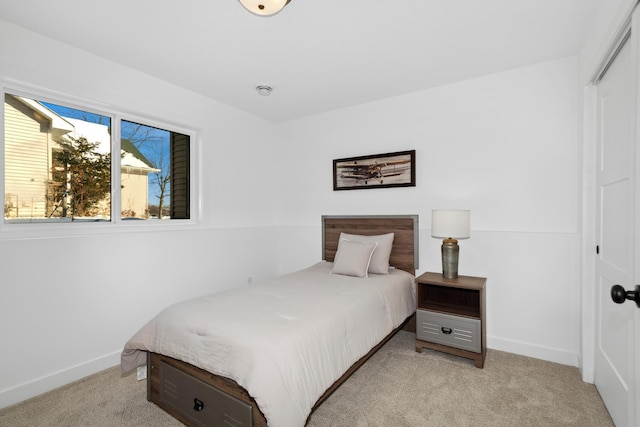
[256,85,273,96]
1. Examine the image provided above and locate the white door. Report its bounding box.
[595,20,638,427]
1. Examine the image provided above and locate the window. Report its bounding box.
[120,120,190,220]
[3,92,191,224]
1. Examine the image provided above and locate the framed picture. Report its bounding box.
[333,150,416,191]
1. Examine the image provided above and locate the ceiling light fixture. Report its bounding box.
[238,0,291,16]
[256,85,273,96]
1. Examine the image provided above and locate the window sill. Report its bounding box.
[0,218,198,240]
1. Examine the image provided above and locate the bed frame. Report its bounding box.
[147,215,419,427]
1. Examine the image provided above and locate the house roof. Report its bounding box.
[0,0,603,122]
[15,96,74,135]
[121,139,157,171]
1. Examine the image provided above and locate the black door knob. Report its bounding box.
[611,284,640,308]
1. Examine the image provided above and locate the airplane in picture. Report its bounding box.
[338,158,411,185]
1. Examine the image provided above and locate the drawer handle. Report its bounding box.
[441,327,453,335]
[194,398,205,412]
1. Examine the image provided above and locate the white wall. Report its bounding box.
[276,57,582,366]
[0,20,281,408]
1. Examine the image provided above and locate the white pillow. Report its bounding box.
[340,232,394,274]
[331,239,378,278]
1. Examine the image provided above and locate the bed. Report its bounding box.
[121,215,419,427]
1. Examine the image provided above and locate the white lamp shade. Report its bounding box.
[431,209,470,239]
[239,0,291,16]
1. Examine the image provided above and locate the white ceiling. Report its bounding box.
[0,0,601,122]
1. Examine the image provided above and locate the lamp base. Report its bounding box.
[441,238,459,279]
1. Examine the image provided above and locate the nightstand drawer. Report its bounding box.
[416,310,481,353]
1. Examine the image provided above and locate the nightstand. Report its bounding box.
[415,272,486,368]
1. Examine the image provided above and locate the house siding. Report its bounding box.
[121,168,150,217]
[170,132,189,219]
[4,95,51,218]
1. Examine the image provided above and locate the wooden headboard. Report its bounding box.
[322,215,419,275]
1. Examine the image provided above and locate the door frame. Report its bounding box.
[581,0,638,385]
[581,1,639,425]
[636,36,640,427]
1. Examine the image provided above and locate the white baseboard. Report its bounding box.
[0,351,121,410]
[581,366,595,384]
[487,336,580,367]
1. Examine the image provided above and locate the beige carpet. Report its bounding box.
[0,331,613,426]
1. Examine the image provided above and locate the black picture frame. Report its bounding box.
[333,150,416,191]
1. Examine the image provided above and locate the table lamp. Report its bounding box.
[431,209,470,278]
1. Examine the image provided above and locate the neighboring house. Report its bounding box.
[3,94,159,220]
[120,139,161,218]
[4,94,73,219]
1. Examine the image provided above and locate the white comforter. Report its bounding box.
[121,261,415,427]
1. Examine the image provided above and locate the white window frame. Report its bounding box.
[1,81,200,240]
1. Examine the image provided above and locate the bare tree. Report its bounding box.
[151,152,170,219]
[123,122,164,150]
[122,121,171,218]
